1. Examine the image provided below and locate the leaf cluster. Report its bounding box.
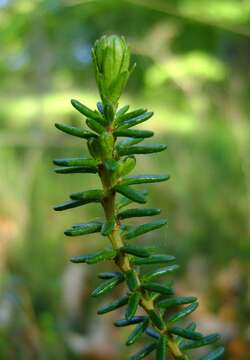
[53,35,224,360]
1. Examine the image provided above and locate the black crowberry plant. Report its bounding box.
[53,35,224,359]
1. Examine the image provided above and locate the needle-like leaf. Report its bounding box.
[98,295,129,315]
[118,144,167,156]
[71,98,106,124]
[157,296,197,309]
[118,207,161,219]
[55,122,96,139]
[115,185,147,204]
[123,219,167,240]
[91,275,124,298]
[156,335,167,360]
[129,343,157,360]
[167,302,199,324]
[180,334,221,350]
[53,157,99,167]
[54,166,98,174]
[64,221,102,236]
[126,292,141,320]
[114,128,154,138]
[199,347,225,360]
[120,174,169,186]
[132,254,176,265]
[126,318,149,345]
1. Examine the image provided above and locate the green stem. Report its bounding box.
[99,133,188,360]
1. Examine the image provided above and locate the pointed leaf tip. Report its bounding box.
[128,342,157,360]
[167,302,199,324]
[180,333,221,351]
[199,347,225,360]
[91,275,124,298]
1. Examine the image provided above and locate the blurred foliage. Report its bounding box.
[0,0,250,359]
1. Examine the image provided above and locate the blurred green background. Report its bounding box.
[0,0,250,359]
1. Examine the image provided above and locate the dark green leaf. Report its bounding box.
[126,292,141,320]
[85,248,116,264]
[118,207,161,220]
[117,108,147,124]
[169,327,203,340]
[98,295,129,315]
[116,190,148,209]
[120,175,169,186]
[53,199,86,211]
[71,99,105,123]
[156,335,167,360]
[142,282,173,295]
[55,122,96,139]
[87,137,103,160]
[129,342,157,360]
[148,310,166,330]
[70,255,89,263]
[143,264,179,281]
[175,322,199,347]
[199,347,225,360]
[119,111,153,128]
[70,189,103,202]
[86,118,105,134]
[118,144,167,156]
[126,318,149,346]
[116,137,144,149]
[121,245,150,258]
[54,166,98,174]
[98,271,122,279]
[116,104,130,117]
[114,128,154,138]
[70,248,116,265]
[125,270,140,291]
[91,276,124,298]
[123,219,167,240]
[167,302,199,324]
[64,221,102,236]
[114,316,147,327]
[157,296,197,309]
[180,334,221,350]
[132,254,176,265]
[115,185,147,204]
[53,157,99,167]
[103,103,115,122]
